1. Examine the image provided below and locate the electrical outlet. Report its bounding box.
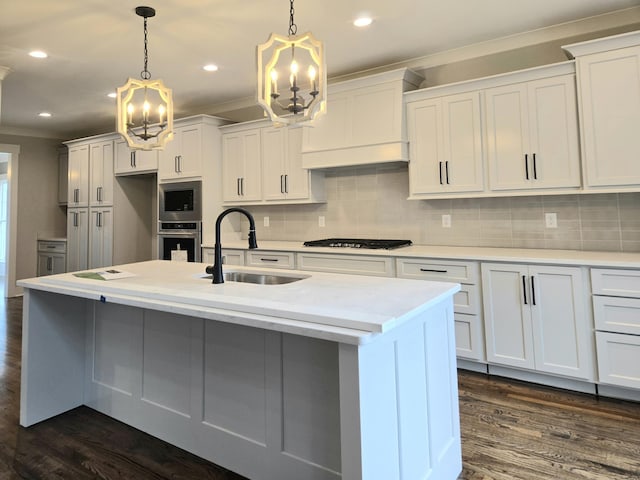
[319,215,325,227]
[442,214,452,228]
[545,212,557,228]
[263,216,270,227]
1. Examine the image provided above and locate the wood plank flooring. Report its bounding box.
[1,295,639,479]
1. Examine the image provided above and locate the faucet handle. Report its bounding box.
[205,265,214,275]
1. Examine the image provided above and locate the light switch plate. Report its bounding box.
[319,216,325,227]
[442,214,452,228]
[545,212,557,228]
[263,216,270,227]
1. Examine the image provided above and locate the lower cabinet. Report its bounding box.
[67,207,113,271]
[67,208,89,272]
[202,248,245,266]
[592,268,640,390]
[37,240,67,276]
[482,263,594,381]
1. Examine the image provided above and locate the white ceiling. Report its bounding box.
[1,0,640,140]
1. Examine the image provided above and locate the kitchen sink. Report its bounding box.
[203,271,309,285]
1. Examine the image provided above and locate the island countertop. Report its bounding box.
[18,260,459,345]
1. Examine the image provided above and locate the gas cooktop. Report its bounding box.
[303,238,412,250]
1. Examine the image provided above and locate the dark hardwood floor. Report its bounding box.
[1,295,640,479]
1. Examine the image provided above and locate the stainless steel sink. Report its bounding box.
[203,271,309,285]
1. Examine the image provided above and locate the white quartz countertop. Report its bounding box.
[205,241,640,268]
[18,260,459,344]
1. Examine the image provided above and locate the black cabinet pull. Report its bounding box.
[531,275,536,305]
[439,162,443,185]
[237,178,241,196]
[522,275,528,304]
[420,268,447,273]
[130,151,136,168]
[525,154,529,180]
[445,161,450,184]
[532,153,537,180]
[280,174,285,194]
[260,258,278,262]
[284,174,288,193]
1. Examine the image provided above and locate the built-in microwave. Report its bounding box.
[159,180,202,222]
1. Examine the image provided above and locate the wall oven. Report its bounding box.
[158,222,202,263]
[159,180,202,222]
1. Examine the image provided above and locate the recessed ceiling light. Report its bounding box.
[38,112,52,118]
[107,92,117,98]
[29,50,48,59]
[353,16,373,28]
[203,64,219,72]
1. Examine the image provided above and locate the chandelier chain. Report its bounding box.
[141,16,151,80]
[288,0,297,36]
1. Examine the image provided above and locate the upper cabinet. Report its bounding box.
[221,120,324,205]
[407,91,484,196]
[67,144,89,206]
[484,74,580,192]
[301,68,423,169]
[406,61,581,199]
[115,139,158,176]
[89,140,114,206]
[564,31,640,190]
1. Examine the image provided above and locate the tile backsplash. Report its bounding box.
[243,164,640,253]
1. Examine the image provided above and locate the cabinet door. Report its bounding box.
[89,140,114,206]
[261,127,288,201]
[39,254,66,276]
[482,263,535,369]
[529,266,592,380]
[115,140,158,175]
[67,208,88,272]
[68,144,89,206]
[407,98,443,194]
[58,150,68,204]
[576,46,640,187]
[89,208,113,269]
[485,83,531,190]
[283,127,309,200]
[527,75,580,189]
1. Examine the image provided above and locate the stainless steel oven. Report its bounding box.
[159,181,202,222]
[158,222,202,263]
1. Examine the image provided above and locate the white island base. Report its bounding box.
[19,261,461,480]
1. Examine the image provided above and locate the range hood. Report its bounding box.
[301,68,423,170]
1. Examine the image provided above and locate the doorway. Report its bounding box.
[0,144,20,298]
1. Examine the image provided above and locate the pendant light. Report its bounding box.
[116,6,173,150]
[256,0,326,126]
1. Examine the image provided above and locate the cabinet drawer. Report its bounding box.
[453,284,481,315]
[297,253,394,277]
[37,241,66,254]
[454,313,486,362]
[591,268,640,298]
[594,296,640,335]
[246,250,295,269]
[396,258,479,283]
[596,331,640,389]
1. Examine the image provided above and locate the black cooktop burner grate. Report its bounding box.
[303,238,412,250]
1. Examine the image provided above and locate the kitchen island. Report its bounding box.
[18,260,461,480]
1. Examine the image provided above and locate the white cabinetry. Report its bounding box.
[482,263,593,380]
[406,92,484,196]
[221,125,262,203]
[37,240,66,276]
[484,74,580,192]
[115,139,158,175]
[89,140,114,206]
[564,32,640,190]
[66,208,89,272]
[302,68,423,169]
[202,248,245,266]
[58,149,68,205]
[296,253,394,277]
[591,268,640,390]
[158,123,203,181]
[246,250,295,269]
[397,258,484,362]
[67,144,89,206]
[89,207,113,269]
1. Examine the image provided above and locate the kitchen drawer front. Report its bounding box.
[202,248,245,266]
[453,284,481,315]
[396,258,479,284]
[246,250,295,269]
[37,241,66,254]
[591,268,640,298]
[296,253,394,277]
[454,313,486,362]
[593,295,640,335]
[596,331,640,389]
